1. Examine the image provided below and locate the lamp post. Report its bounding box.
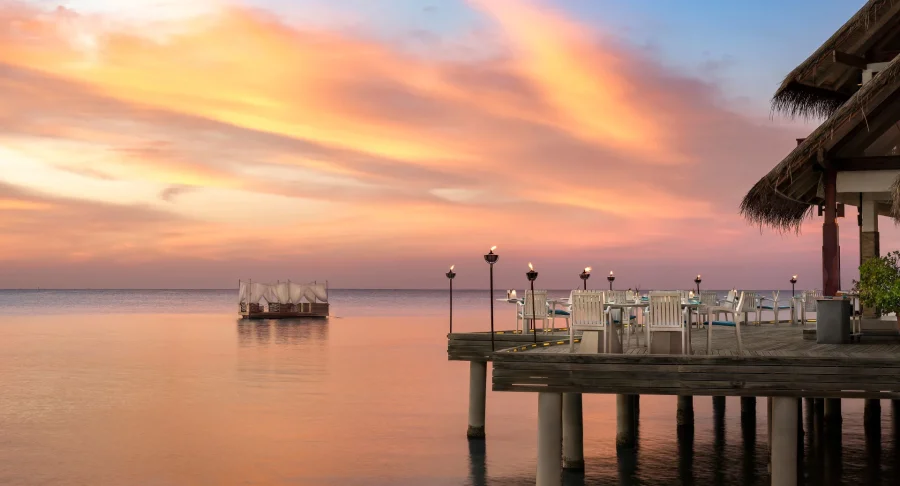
[446,265,456,334]
[791,275,798,297]
[608,271,615,290]
[527,262,539,343]
[484,247,498,351]
[695,274,702,294]
[580,267,591,290]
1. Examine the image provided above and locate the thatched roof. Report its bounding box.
[772,0,900,119]
[743,53,900,231]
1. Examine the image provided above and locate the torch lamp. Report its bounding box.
[608,271,615,290]
[527,262,539,343]
[791,275,798,297]
[580,267,591,290]
[446,265,456,334]
[484,246,498,350]
[695,274,702,294]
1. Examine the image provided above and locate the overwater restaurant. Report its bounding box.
[742,0,900,333]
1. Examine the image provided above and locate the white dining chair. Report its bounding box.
[647,291,688,353]
[707,291,745,355]
[801,289,821,324]
[518,290,549,334]
[761,290,793,325]
[738,291,762,326]
[569,290,607,353]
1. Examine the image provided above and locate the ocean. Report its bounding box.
[0,289,894,485]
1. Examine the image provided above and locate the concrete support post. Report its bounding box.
[562,392,584,471]
[824,398,842,425]
[865,399,881,432]
[767,397,773,473]
[741,396,756,417]
[713,396,726,415]
[616,394,636,448]
[772,397,799,486]
[537,392,562,486]
[467,361,487,439]
[677,395,694,426]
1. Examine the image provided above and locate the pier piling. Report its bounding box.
[864,399,881,433]
[771,396,799,486]
[467,361,487,439]
[562,392,584,471]
[537,392,562,486]
[676,395,694,426]
[616,394,636,449]
[824,398,841,425]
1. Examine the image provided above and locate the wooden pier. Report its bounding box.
[448,325,900,485]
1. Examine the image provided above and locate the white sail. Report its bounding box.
[238,280,251,304]
[289,282,308,303]
[311,283,327,302]
[275,282,290,304]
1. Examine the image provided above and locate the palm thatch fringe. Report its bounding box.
[771,81,850,120]
[771,0,898,119]
[744,53,900,231]
[891,174,900,219]
[740,179,815,233]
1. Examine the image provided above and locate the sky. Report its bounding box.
[0,0,893,290]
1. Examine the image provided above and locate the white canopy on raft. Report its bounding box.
[238,280,328,304]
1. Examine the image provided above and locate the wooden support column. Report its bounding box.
[822,167,841,297]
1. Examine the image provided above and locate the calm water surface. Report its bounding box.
[0,290,896,485]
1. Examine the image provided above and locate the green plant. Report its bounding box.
[854,251,900,315]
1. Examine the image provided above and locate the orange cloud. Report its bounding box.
[0,1,813,288]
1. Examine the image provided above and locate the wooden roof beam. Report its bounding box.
[833,89,900,156]
[833,50,868,69]
[833,155,900,171]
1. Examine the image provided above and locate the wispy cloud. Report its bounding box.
[0,0,823,288]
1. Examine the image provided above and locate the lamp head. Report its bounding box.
[526,262,538,281]
[695,274,702,283]
[607,271,615,281]
[484,246,498,264]
[580,266,591,280]
[790,275,798,284]
[446,264,456,279]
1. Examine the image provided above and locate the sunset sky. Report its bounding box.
[1,0,893,289]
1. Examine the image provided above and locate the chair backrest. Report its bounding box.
[679,290,692,302]
[737,291,758,312]
[648,291,683,330]
[625,290,636,302]
[522,290,548,318]
[772,290,780,304]
[699,291,718,310]
[607,290,627,303]
[571,290,607,331]
[803,289,821,312]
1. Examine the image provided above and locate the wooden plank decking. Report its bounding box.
[485,325,900,399]
[447,329,572,361]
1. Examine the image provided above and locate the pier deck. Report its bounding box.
[450,326,900,399]
[493,326,900,399]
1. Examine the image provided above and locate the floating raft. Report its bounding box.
[238,280,329,319]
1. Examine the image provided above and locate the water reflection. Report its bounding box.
[467,440,487,486]
[236,319,330,347]
[677,420,694,484]
[741,398,757,484]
